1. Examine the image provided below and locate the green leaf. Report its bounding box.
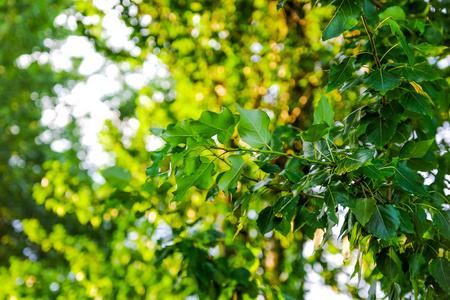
[401,62,441,82]
[368,279,377,300]
[409,139,434,158]
[235,104,271,148]
[324,188,339,223]
[429,258,450,293]
[378,253,400,279]
[173,157,215,201]
[326,57,356,92]
[352,198,376,226]
[395,165,428,196]
[410,253,426,277]
[162,120,199,145]
[398,210,415,234]
[335,149,375,175]
[257,206,282,234]
[230,268,251,285]
[276,0,287,10]
[433,210,450,240]
[274,195,299,220]
[359,164,386,181]
[388,283,401,300]
[363,69,403,95]
[413,43,448,56]
[193,107,236,144]
[147,144,170,177]
[302,123,329,142]
[314,94,335,126]
[366,118,397,147]
[380,101,404,120]
[343,108,361,140]
[103,166,131,189]
[379,6,406,21]
[365,205,400,240]
[322,0,362,41]
[399,141,416,159]
[218,155,245,192]
[387,19,414,66]
[400,91,432,116]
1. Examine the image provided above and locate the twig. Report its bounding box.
[370,0,383,8]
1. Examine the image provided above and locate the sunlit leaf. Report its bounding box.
[235,104,271,148]
[314,94,335,126]
[218,155,245,192]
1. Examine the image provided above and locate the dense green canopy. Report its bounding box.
[1,0,450,299]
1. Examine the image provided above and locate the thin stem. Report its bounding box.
[361,15,381,69]
[211,146,331,166]
[370,0,383,8]
[380,43,399,62]
[361,14,387,105]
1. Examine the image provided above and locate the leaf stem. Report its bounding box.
[211,146,330,165]
[361,14,387,105]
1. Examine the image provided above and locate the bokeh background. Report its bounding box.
[1,0,449,299]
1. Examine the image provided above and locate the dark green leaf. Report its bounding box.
[326,57,356,92]
[274,195,299,220]
[388,283,401,300]
[433,210,450,240]
[363,70,403,95]
[322,0,362,41]
[402,62,441,82]
[366,118,397,147]
[399,141,416,159]
[335,149,375,175]
[173,157,215,201]
[343,108,361,140]
[302,123,329,142]
[410,254,426,277]
[387,19,414,66]
[276,0,287,10]
[380,101,404,120]
[378,253,400,279]
[235,104,271,148]
[314,94,335,126]
[395,165,428,196]
[365,205,400,240]
[230,268,251,286]
[400,91,432,116]
[398,210,415,234]
[352,198,376,226]
[429,258,450,293]
[218,155,245,192]
[324,188,339,223]
[359,164,386,180]
[257,206,282,234]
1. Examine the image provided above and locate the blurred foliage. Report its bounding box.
[0,0,449,299]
